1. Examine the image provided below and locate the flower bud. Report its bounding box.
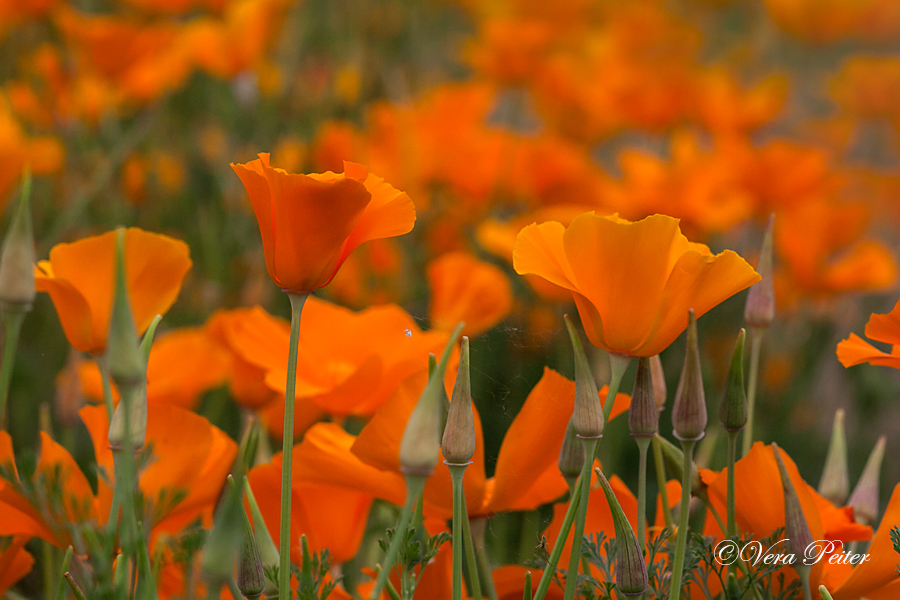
[202,482,243,586]
[650,354,667,412]
[595,468,647,597]
[772,444,813,562]
[672,310,706,442]
[655,434,702,495]
[847,436,886,526]
[629,357,658,437]
[237,499,265,598]
[744,214,774,328]
[718,329,747,432]
[107,229,146,388]
[558,418,584,481]
[564,315,603,439]
[818,409,849,505]
[442,336,476,464]
[0,171,35,309]
[399,323,463,476]
[107,384,147,451]
[243,477,278,597]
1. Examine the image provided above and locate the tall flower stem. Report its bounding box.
[460,499,481,600]
[652,438,673,529]
[602,354,631,424]
[96,355,115,422]
[741,328,763,457]
[726,430,739,539]
[369,475,426,600]
[797,565,812,600]
[448,464,469,600]
[667,439,696,600]
[562,437,599,600]
[635,436,651,553]
[470,518,498,600]
[278,292,308,600]
[0,308,25,429]
[532,476,583,600]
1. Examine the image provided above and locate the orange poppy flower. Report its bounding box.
[247,450,374,564]
[513,212,760,357]
[0,536,32,597]
[837,297,900,370]
[230,154,415,293]
[295,366,630,520]
[427,251,512,337]
[35,227,192,354]
[78,326,231,409]
[0,403,236,549]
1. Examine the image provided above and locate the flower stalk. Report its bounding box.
[369,475,427,600]
[278,291,308,600]
[667,438,696,600]
[449,464,468,600]
[562,436,598,600]
[532,475,582,600]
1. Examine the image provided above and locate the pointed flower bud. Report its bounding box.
[442,336,476,464]
[818,409,849,505]
[564,315,603,439]
[429,353,450,434]
[558,418,584,480]
[629,357,658,437]
[650,354,667,412]
[772,444,813,562]
[744,214,775,328]
[672,310,706,442]
[107,229,146,388]
[107,385,148,451]
[847,436,886,526]
[243,477,278,597]
[399,323,464,476]
[237,500,265,597]
[595,468,648,597]
[0,171,35,309]
[718,329,747,432]
[202,483,243,586]
[655,434,703,495]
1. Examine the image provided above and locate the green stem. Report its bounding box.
[43,542,55,600]
[741,329,763,458]
[602,354,631,424]
[667,439,696,600]
[0,308,25,430]
[97,354,115,422]
[449,465,468,600]
[797,565,812,600]
[532,476,583,600]
[55,546,73,600]
[652,437,673,529]
[726,431,739,539]
[562,437,599,600]
[278,292,307,600]
[523,571,532,600]
[471,518,498,600]
[370,475,427,600]
[461,499,481,600]
[635,436,651,554]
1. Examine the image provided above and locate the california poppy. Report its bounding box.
[836,297,900,369]
[427,251,512,337]
[0,537,32,597]
[513,212,760,357]
[35,227,192,355]
[230,154,415,293]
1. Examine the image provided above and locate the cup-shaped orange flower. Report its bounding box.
[427,251,512,337]
[513,212,760,357]
[35,228,192,354]
[230,154,416,293]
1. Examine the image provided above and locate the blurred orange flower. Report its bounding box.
[513,212,760,357]
[0,537,32,597]
[35,228,192,354]
[295,367,631,520]
[231,154,415,293]
[837,298,900,369]
[427,251,512,337]
[79,326,231,409]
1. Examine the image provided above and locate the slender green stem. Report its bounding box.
[726,431,739,539]
[562,437,599,600]
[699,494,726,538]
[533,476,583,600]
[471,518,498,600]
[461,498,481,600]
[65,573,88,600]
[652,437,673,529]
[523,571,532,600]
[797,565,812,600]
[278,292,307,600]
[742,329,763,457]
[55,546,74,600]
[667,439,696,600]
[635,436,651,553]
[373,566,403,600]
[43,541,56,600]
[449,465,468,600]
[602,354,631,424]
[370,475,426,600]
[227,578,242,600]
[97,355,115,422]
[0,308,25,430]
